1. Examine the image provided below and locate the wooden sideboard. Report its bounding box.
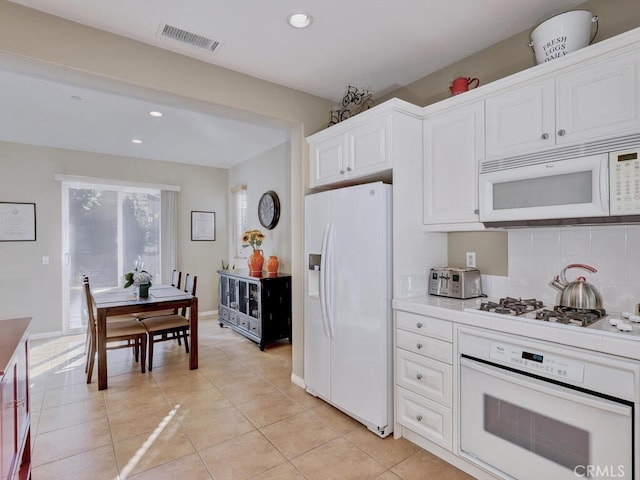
[0,318,31,480]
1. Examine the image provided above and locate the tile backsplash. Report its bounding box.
[482,225,640,314]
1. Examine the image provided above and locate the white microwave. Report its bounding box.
[479,148,640,225]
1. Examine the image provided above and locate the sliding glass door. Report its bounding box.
[62,183,161,332]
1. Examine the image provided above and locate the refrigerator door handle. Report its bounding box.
[325,223,336,338]
[319,223,331,338]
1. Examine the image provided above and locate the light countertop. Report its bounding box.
[393,295,640,361]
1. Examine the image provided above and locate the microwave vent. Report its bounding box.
[158,23,222,53]
[480,133,640,173]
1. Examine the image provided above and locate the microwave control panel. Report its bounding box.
[610,149,640,215]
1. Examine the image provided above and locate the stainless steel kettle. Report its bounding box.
[551,263,603,310]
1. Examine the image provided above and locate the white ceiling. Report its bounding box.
[2,0,585,168]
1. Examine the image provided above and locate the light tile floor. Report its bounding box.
[29,316,475,480]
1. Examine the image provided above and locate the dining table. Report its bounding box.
[93,284,198,390]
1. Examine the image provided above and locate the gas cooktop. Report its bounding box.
[476,297,640,336]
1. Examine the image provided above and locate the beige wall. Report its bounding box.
[0,0,333,377]
[448,232,508,276]
[227,142,292,271]
[0,141,227,334]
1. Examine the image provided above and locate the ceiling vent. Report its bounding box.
[158,23,222,53]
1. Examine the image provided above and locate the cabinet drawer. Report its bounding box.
[396,349,452,407]
[396,386,452,450]
[396,329,452,364]
[249,319,261,337]
[238,315,249,331]
[396,311,452,342]
[219,306,231,322]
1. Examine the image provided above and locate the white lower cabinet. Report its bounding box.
[396,386,453,449]
[396,348,452,406]
[394,310,453,450]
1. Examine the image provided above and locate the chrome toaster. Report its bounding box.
[428,267,483,299]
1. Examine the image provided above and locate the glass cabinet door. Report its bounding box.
[239,281,249,314]
[249,283,260,319]
[220,277,229,306]
[229,278,238,309]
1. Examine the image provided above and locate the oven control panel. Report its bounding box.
[490,342,585,383]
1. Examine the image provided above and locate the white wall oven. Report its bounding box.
[458,327,640,480]
[478,147,640,225]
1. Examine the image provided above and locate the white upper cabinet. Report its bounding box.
[348,115,392,178]
[485,78,555,159]
[307,99,422,188]
[309,114,391,187]
[423,102,485,229]
[309,134,347,186]
[555,52,640,145]
[486,50,640,160]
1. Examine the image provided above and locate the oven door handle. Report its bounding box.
[460,357,632,415]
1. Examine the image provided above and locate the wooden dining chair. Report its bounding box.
[83,277,148,383]
[170,269,182,289]
[140,273,197,371]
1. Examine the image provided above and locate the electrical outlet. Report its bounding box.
[466,252,476,268]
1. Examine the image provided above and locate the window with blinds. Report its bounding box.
[232,185,248,257]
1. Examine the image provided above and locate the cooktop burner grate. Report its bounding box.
[535,306,606,327]
[479,297,544,316]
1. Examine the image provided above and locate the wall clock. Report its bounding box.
[258,190,280,230]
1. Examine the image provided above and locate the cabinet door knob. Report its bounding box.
[346,166,352,172]
[416,415,423,422]
[557,129,566,136]
[416,322,423,328]
[541,132,549,140]
[416,373,423,380]
[340,169,345,174]
[416,343,423,349]
[473,209,479,215]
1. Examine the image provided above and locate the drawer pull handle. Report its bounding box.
[416,322,423,328]
[416,343,423,349]
[416,373,423,380]
[416,415,423,422]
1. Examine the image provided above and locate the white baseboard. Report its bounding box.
[290,373,306,389]
[30,331,64,340]
[199,310,217,317]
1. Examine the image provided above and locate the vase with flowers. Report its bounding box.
[124,268,153,298]
[242,229,266,275]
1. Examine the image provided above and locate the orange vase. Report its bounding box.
[267,256,279,274]
[248,249,264,274]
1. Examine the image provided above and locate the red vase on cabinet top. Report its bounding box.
[267,255,279,275]
[248,249,264,275]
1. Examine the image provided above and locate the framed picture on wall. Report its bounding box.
[0,202,36,241]
[191,211,216,241]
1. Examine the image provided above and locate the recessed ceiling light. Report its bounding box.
[288,13,312,29]
[149,111,163,117]
[70,95,83,101]
[131,138,143,144]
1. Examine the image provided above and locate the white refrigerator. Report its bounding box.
[304,181,393,438]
